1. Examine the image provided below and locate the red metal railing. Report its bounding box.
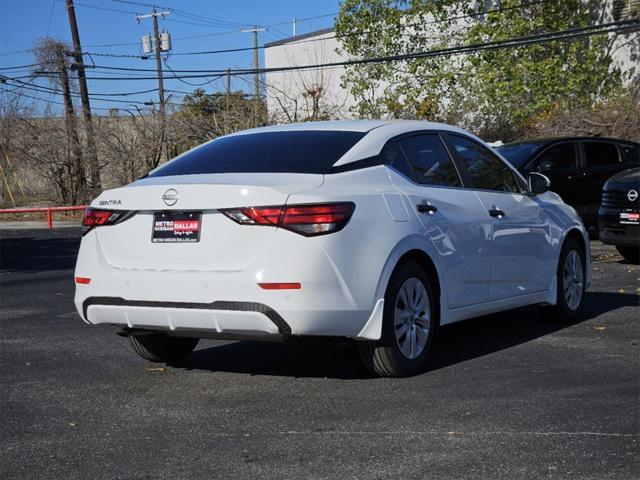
[0,206,88,229]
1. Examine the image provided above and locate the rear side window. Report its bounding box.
[382,142,414,180]
[618,143,640,165]
[148,131,366,177]
[583,141,620,166]
[448,135,520,193]
[397,135,461,187]
[535,143,577,170]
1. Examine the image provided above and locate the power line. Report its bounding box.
[4,77,160,96]
[17,19,639,82]
[3,78,177,107]
[0,63,41,71]
[113,0,252,28]
[0,87,129,111]
[81,0,557,57]
[55,0,138,16]
[162,59,224,87]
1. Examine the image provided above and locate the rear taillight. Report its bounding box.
[221,202,355,236]
[81,208,130,234]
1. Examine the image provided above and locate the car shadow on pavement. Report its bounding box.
[0,232,81,273]
[178,291,639,380]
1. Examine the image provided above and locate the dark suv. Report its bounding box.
[496,137,639,231]
[598,168,640,264]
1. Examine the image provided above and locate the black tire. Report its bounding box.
[128,334,199,363]
[548,237,586,322]
[616,246,640,265]
[358,262,437,377]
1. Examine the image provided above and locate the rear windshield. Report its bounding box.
[496,141,546,168]
[147,130,366,177]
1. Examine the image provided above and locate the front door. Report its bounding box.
[444,134,554,300]
[529,142,584,217]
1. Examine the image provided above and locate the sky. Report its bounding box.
[0,0,340,114]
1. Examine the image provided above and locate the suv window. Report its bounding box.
[448,135,520,193]
[618,143,640,165]
[583,141,620,167]
[397,134,461,187]
[535,143,577,170]
[148,130,366,177]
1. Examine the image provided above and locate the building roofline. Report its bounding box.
[264,27,335,48]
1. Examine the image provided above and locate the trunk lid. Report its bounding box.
[90,173,323,272]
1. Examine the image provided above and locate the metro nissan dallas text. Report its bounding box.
[74,120,590,377]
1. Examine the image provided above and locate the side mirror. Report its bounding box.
[537,159,555,172]
[528,172,551,195]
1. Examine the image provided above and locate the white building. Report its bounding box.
[264,28,356,122]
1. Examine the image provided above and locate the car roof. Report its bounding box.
[500,136,639,147]
[227,119,466,135]
[226,120,479,166]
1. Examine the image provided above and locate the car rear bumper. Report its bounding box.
[77,294,378,339]
[74,229,384,339]
[84,299,286,335]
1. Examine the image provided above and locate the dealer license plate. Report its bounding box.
[152,212,202,243]
[620,210,640,226]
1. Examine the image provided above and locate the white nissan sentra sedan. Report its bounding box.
[74,120,590,377]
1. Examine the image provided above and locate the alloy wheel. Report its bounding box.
[394,277,431,360]
[563,250,584,311]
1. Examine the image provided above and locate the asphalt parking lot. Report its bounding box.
[1,227,638,479]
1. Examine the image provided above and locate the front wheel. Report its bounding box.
[128,334,199,363]
[548,238,586,321]
[358,262,436,377]
[616,246,639,264]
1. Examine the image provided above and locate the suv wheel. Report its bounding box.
[358,262,436,377]
[128,334,199,363]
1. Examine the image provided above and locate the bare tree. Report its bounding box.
[33,38,88,203]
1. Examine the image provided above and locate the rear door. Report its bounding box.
[581,140,626,225]
[385,133,492,308]
[444,134,555,301]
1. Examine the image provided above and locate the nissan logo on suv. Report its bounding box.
[162,188,180,206]
[628,190,638,202]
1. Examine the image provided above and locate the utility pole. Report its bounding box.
[226,67,231,133]
[137,8,171,163]
[65,0,101,198]
[54,44,86,203]
[241,26,266,127]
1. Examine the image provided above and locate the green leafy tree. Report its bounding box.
[336,0,631,139]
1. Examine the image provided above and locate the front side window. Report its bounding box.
[448,135,520,193]
[397,134,461,187]
[583,141,620,167]
[147,130,366,177]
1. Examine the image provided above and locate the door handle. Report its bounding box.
[417,204,438,215]
[489,209,506,218]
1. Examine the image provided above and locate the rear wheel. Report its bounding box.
[548,238,586,321]
[616,246,639,264]
[358,262,436,377]
[128,334,199,363]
